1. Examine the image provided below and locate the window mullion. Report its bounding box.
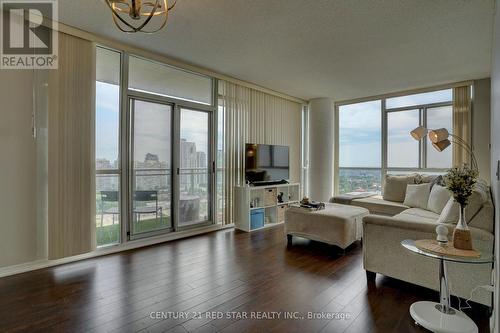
[381,99,387,188]
[120,52,129,244]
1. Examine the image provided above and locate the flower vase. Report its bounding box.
[452,204,473,250]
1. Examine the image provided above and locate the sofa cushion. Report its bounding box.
[415,174,442,186]
[467,180,489,219]
[394,208,440,224]
[403,183,432,209]
[427,184,451,214]
[351,196,409,216]
[383,174,417,202]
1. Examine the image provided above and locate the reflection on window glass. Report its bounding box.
[339,100,381,167]
[388,110,419,168]
[427,106,453,168]
[131,100,172,235]
[386,89,452,109]
[180,109,209,226]
[128,56,212,105]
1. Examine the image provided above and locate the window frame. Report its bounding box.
[334,88,454,195]
[95,46,218,247]
[384,100,453,173]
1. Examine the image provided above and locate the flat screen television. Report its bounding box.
[245,143,289,184]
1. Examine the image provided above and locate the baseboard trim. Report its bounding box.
[0,223,235,278]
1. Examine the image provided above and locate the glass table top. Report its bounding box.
[401,239,494,264]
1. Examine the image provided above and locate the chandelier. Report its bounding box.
[104,0,177,33]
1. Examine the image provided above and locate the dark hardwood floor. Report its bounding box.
[0,226,491,332]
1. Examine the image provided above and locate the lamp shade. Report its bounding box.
[428,128,449,143]
[432,139,451,152]
[410,126,428,141]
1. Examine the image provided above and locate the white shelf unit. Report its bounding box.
[234,183,300,232]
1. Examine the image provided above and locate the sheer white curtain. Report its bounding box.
[218,81,302,225]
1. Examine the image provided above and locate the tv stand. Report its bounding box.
[250,179,289,186]
[234,183,301,232]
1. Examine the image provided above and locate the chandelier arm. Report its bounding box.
[111,10,137,32]
[106,1,141,32]
[105,0,173,33]
[139,0,169,33]
[134,0,161,31]
[167,0,177,10]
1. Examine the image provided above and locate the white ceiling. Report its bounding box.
[59,0,495,101]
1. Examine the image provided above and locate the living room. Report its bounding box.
[0,1,499,332]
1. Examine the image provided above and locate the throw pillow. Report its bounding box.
[403,183,432,209]
[437,197,460,224]
[429,175,444,187]
[427,185,451,214]
[414,174,443,187]
[383,174,417,202]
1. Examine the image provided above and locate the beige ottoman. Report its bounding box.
[285,203,369,250]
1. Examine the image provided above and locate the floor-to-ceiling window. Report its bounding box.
[338,100,382,194]
[336,88,454,195]
[95,47,216,246]
[95,47,122,247]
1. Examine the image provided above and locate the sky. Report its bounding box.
[96,82,120,163]
[339,89,452,169]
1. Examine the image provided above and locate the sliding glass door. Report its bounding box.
[130,99,173,236]
[128,99,213,237]
[178,108,211,228]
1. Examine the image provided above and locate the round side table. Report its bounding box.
[401,239,493,333]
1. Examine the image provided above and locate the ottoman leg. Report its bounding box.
[366,270,376,283]
[287,234,293,246]
[335,247,346,256]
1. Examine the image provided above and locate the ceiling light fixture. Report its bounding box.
[104,0,177,33]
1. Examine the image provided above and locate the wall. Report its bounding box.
[308,98,334,202]
[473,78,491,182]
[0,70,39,267]
[490,4,500,331]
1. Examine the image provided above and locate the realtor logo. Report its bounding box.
[1,0,58,69]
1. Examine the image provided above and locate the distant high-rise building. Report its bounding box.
[180,139,197,168]
[196,151,207,168]
[196,151,207,185]
[96,158,112,169]
[144,153,159,162]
